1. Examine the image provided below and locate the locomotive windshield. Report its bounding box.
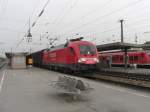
[80,45,96,55]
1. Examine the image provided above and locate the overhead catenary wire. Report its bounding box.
[0,27,24,33]
[91,21,150,44]
[16,0,149,49]
[31,0,51,28]
[35,0,146,43]
[81,12,150,36]
[56,24,120,41]
[54,10,150,39]
[59,18,149,44]
[15,20,30,47]
[125,16,150,27]
[61,0,113,27]
[82,0,113,18]
[16,0,51,48]
[59,0,144,36]
[51,0,114,34]
[55,0,79,25]
[0,0,8,21]
[54,1,148,41]
[84,2,150,30]
[51,0,74,25]
[58,17,149,46]
[88,16,150,43]
[16,0,44,47]
[126,23,150,32]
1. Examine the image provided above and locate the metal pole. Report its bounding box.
[30,47,31,54]
[120,19,124,43]
[135,34,138,44]
[124,48,128,69]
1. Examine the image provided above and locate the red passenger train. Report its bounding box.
[30,37,99,72]
[99,51,150,68]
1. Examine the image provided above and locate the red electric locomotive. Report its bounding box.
[31,37,99,72]
[99,51,150,68]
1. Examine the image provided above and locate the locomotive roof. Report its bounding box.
[31,49,46,55]
[48,40,94,51]
[48,44,66,51]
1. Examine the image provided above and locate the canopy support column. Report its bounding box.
[124,48,128,69]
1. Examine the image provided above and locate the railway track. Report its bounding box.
[65,69,150,88]
[0,61,8,69]
[90,71,150,88]
[36,65,150,88]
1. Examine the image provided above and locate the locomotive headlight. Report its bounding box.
[78,58,86,63]
[93,58,99,63]
[81,58,86,61]
[78,59,81,63]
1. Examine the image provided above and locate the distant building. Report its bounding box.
[5,52,28,69]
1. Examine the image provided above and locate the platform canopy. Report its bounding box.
[96,42,139,51]
[5,52,28,58]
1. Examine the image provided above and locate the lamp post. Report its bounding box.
[120,19,124,43]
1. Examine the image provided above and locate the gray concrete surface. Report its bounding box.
[101,67,150,75]
[0,67,150,112]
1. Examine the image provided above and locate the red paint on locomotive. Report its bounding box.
[42,40,99,71]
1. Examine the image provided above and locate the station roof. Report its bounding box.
[96,42,139,51]
[141,44,150,50]
[5,52,28,58]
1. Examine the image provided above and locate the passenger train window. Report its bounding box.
[120,56,123,61]
[112,56,117,61]
[134,56,138,61]
[129,56,133,61]
[139,56,143,60]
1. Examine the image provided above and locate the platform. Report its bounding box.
[0,67,150,112]
[101,67,150,75]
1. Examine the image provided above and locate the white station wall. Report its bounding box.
[11,55,26,69]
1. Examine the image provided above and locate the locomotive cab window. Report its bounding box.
[79,45,96,55]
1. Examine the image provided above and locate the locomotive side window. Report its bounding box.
[80,45,96,55]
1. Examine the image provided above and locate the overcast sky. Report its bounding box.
[0,0,150,56]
